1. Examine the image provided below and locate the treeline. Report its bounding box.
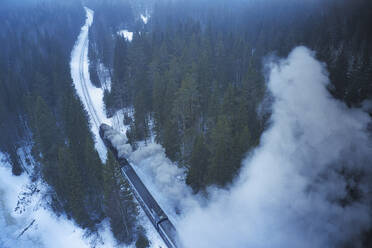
[0,0,146,245]
[104,0,372,192]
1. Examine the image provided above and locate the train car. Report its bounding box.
[99,124,180,248]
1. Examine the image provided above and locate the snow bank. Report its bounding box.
[0,152,119,248]
[16,145,35,175]
[140,14,149,24]
[118,30,133,42]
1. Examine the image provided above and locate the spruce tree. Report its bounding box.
[103,152,139,244]
[186,135,209,192]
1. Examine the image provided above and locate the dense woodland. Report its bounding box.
[0,0,146,246]
[102,0,372,192]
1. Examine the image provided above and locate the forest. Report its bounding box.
[102,0,372,192]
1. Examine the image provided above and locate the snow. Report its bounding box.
[118,29,133,42]
[0,151,118,248]
[141,14,149,24]
[97,62,112,92]
[17,145,36,175]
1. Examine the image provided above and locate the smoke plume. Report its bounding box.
[178,46,372,248]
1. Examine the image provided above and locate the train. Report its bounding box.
[99,124,180,248]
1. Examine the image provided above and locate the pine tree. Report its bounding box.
[83,136,104,221]
[27,96,61,184]
[133,91,150,142]
[57,147,89,226]
[136,232,150,248]
[207,115,233,186]
[103,152,139,244]
[173,73,200,131]
[186,135,209,192]
[162,117,181,161]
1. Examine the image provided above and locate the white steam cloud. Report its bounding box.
[129,144,197,221]
[178,46,372,248]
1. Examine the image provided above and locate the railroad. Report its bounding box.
[78,32,101,130]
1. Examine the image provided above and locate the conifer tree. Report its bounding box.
[207,115,233,186]
[57,147,89,226]
[186,135,209,192]
[103,152,138,244]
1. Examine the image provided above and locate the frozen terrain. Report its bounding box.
[0,151,118,248]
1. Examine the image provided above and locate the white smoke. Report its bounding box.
[101,126,197,222]
[129,143,197,221]
[177,46,372,248]
[101,124,133,158]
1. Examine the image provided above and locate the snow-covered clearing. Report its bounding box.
[98,62,112,92]
[141,14,149,24]
[0,151,118,248]
[118,29,133,42]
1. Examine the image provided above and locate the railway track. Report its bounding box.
[78,32,101,130]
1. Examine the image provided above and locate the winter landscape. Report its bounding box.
[1,0,372,248]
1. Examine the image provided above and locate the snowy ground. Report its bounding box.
[0,150,120,248]
[117,11,150,42]
[16,145,36,175]
[141,14,149,24]
[118,30,133,42]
